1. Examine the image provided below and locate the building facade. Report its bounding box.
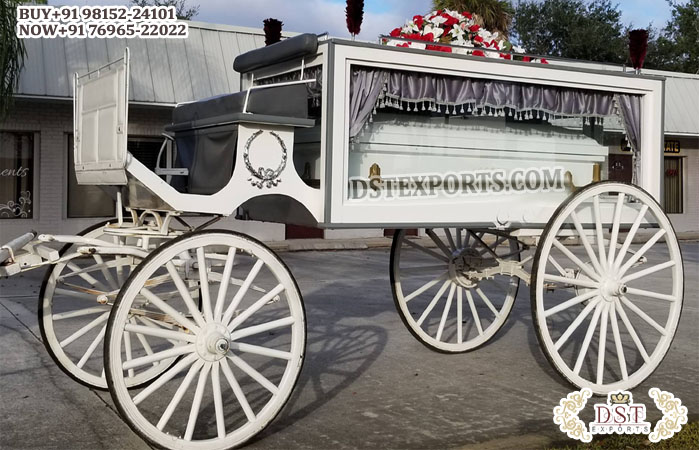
[1,22,697,244]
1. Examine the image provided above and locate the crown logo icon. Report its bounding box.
[609,392,631,404]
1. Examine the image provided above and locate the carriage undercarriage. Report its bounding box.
[0,34,683,450]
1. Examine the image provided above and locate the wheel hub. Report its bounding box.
[449,248,483,288]
[600,277,627,302]
[195,323,231,362]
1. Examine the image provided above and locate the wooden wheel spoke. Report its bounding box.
[609,303,629,381]
[220,357,256,422]
[620,296,667,335]
[213,247,236,323]
[613,205,649,270]
[59,312,109,348]
[615,301,651,363]
[596,305,610,384]
[77,324,106,369]
[230,316,295,341]
[184,362,212,441]
[402,237,449,263]
[624,287,677,302]
[230,342,292,360]
[222,259,265,325]
[572,302,603,375]
[606,193,626,267]
[123,323,197,343]
[133,353,199,405]
[228,284,285,331]
[140,287,200,333]
[554,298,600,351]
[467,231,498,259]
[52,306,109,321]
[426,229,453,258]
[466,289,483,335]
[443,228,457,252]
[211,362,226,438]
[165,262,206,329]
[570,211,604,275]
[156,360,205,431]
[196,247,214,323]
[543,290,599,318]
[122,344,195,371]
[416,280,451,327]
[403,272,448,303]
[228,354,279,394]
[551,238,600,282]
[617,229,666,277]
[92,254,119,291]
[435,284,456,341]
[456,288,463,344]
[621,260,675,284]
[475,288,501,319]
[543,273,598,290]
[592,195,607,270]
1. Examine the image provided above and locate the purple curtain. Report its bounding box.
[349,67,642,141]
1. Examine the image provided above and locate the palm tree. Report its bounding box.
[1,0,37,120]
[432,0,514,38]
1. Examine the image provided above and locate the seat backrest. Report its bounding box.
[233,33,318,73]
[73,49,130,185]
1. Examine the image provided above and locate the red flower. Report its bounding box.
[427,44,452,53]
[472,50,485,57]
[463,11,472,19]
[469,24,480,32]
[390,27,402,37]
[422,32,434,41]
[541,58,549,64]
[490,40,500,50]
[413,15,424,28]
[473,35,484,43]
[523,56,531,62]
[500,53,511,60]
[440,12,459,28]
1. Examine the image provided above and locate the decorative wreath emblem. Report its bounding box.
[243,130,287,189]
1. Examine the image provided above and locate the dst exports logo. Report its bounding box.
[553,388,687,443]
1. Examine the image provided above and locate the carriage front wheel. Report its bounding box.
[39,220,175,389]
[105,230,305,449]
[532,181,683,394]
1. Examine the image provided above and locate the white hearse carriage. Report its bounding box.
[0,34,682,449]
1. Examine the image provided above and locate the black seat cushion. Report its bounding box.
[233,33,318,73]
[171,84,308,126]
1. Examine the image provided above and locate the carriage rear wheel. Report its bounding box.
[39,221,176,389]
[391,228,520,353]
[532,181,683,394]
[105,230,305,449]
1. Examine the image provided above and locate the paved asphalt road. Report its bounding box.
[1,242,697,449]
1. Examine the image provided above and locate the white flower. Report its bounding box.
[423,24,443,39]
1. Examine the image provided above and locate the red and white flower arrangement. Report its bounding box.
[386,9,547,63]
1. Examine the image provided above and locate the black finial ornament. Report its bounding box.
[263,18,283,46]
[345,0,364,38]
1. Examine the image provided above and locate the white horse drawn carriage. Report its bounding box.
[0,33,683,449]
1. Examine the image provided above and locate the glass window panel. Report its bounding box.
[663,157,683,214]
[0,132,34,219]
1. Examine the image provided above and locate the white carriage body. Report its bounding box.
[72,38,665,230]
